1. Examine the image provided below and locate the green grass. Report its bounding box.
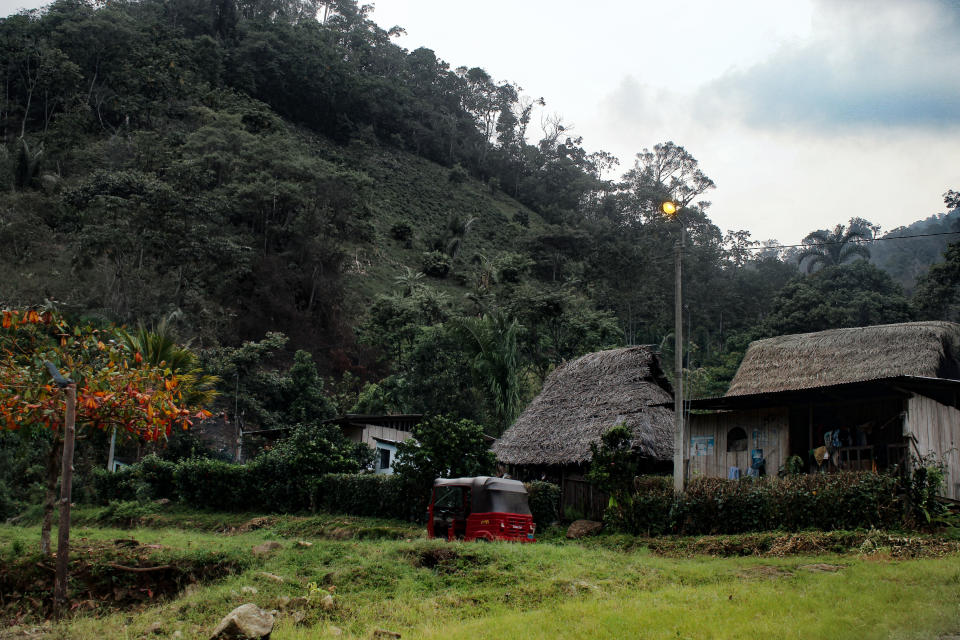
[2,510,959,639]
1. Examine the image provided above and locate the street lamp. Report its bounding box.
[661,200,685,493]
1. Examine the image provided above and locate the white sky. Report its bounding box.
[2,0,958,244]
[372,0,960,244]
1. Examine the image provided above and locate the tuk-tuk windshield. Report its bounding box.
[480,489,531,515]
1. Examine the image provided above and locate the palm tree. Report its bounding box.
[456,311,525,436]
[119,315,219,407]
[798,219,875,273]
[393,266,425,297]
[442,213,477,260]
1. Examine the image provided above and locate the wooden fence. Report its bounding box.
[561,476,607,521]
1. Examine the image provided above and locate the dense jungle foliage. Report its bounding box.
[1,0,959,443]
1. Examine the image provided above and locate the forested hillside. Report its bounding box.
[1,0,957,430]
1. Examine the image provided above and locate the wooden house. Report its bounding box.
[685,322,960,499]
[493,346,674,516]
[321,414,422,474]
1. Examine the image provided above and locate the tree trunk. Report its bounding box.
[54,385,77,613]
[40,436,63,556]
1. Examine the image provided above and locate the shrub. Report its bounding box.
[393,415,496,516]
[421,250,452,278]
[89,455,177,504]
[99,500,160,527]
[609,472,906,535]
[525,481,561,529]
[0,479,18,520]
[904,454,948,526]
[311,474,411,520]
[447,163,468,184]
[174,458,255,511]
[252,423,373,512]
[390,222,413,243]
[495,253,532,284]
[623,476,672,536]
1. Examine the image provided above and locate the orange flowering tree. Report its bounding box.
[0,308,211,552]
[1,308,210,439]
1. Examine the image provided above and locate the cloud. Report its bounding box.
[699,0,960,130]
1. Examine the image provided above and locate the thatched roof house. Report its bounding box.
[727,321,960,396]
[493,346,674,467]
[686,321,960,499]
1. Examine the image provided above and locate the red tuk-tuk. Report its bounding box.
[427,476,536,542]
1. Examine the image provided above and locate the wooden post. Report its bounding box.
[54,383,76,613]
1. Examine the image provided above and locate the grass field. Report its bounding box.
[1,507,959,639]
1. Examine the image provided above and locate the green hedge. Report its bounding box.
[87,458,917,534]
[87,458,562,527]
[91,455,177,503]
[612,472,904,535]
[525,481,561,528]
[174,458,255,511]
[311,474,412,520]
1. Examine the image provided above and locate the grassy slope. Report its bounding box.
[2,509,959,639]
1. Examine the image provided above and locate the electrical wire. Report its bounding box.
[745,229,960,251]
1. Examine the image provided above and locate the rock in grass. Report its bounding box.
[241,586,258,595]
[295,540,313,548]
[371,630,401,639]
[289,611,306,626]
[566,520,603,539]
[251,541,283,556]
[320,594,335,611]
[146,621,164,634]
[210,603,275,640]
[258,572,284,583]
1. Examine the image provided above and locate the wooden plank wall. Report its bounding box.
[688,408,790,479]
[361,424,411,448]
[905,395,960,500]
[561,477,607,521]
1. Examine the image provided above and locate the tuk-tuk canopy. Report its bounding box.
[433,476,532,515]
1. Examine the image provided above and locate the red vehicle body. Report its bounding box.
[427,476,536,542]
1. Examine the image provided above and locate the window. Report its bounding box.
[434,486,465,511]
[727,427,748,452]
[377,447,391,470]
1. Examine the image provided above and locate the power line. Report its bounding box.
[747,230,960,251]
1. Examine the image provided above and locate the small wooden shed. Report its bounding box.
[686,322,960,499]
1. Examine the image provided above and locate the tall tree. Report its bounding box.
[764,262,912,335]
[620,141,716,219]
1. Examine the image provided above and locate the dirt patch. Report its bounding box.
[327,527,354,541]
[800,563,843,573]
[408,546,489,574]
[0,539,246,623]
[236,516,276,533]
[738,565,793,579]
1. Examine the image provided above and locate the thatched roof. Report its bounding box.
[493,346,674,466]
[726,321,960,397]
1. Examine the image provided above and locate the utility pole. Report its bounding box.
[673,228,686,493]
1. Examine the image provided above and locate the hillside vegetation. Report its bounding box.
[2,0,959,430]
